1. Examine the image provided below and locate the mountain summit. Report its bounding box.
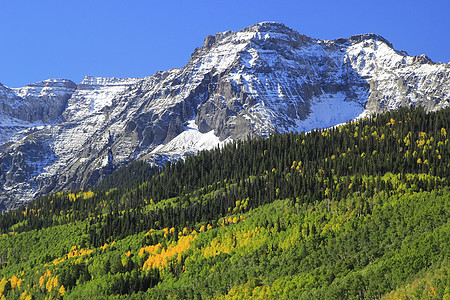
[1,22,449,210]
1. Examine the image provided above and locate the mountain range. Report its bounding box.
[1,21,449,210]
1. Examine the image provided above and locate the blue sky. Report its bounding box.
[1,0,449,87]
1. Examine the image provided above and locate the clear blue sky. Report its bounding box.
[1,0,449,87]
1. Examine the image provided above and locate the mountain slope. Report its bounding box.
[0,79,76,147]
[1,22,450,210]
[0,106,448,299]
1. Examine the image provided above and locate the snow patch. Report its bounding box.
[150,119,230,157]
[291,93,365,132]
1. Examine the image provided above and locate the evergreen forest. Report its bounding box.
[0,106,449,299]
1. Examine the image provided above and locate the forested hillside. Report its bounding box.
[0,106,448,299]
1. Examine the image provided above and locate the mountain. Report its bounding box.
[0,106,448,299]
[1,22,450,210]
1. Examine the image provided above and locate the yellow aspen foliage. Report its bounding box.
[58,285,66,297]
[233,216,239,224]
[139,243,162,258]
[52,257,65,265]
[0,277,6,294]
[199,225,206,232]
[169,227,176,234]
[207,224,213,230]
[121,255,130,267]
[67,246,93,259]
[429,285,437,296]
[9,275,23,289]
[39,269,52,287]
[142,235,196,270]
[203,236,235,258]
[68,193,77,201]
[46,276,58,293]
[82,190,95,199]
[182,227,189,235]
[386,118,395,126]
[124,251,131,257]
[417,158,422,164]
[417,139,425,147]
[20,291,32,300]
[441,127,447,136]
[203,227,265,258]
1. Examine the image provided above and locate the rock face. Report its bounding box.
[1,22,449,210]
[0,79,77,147]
